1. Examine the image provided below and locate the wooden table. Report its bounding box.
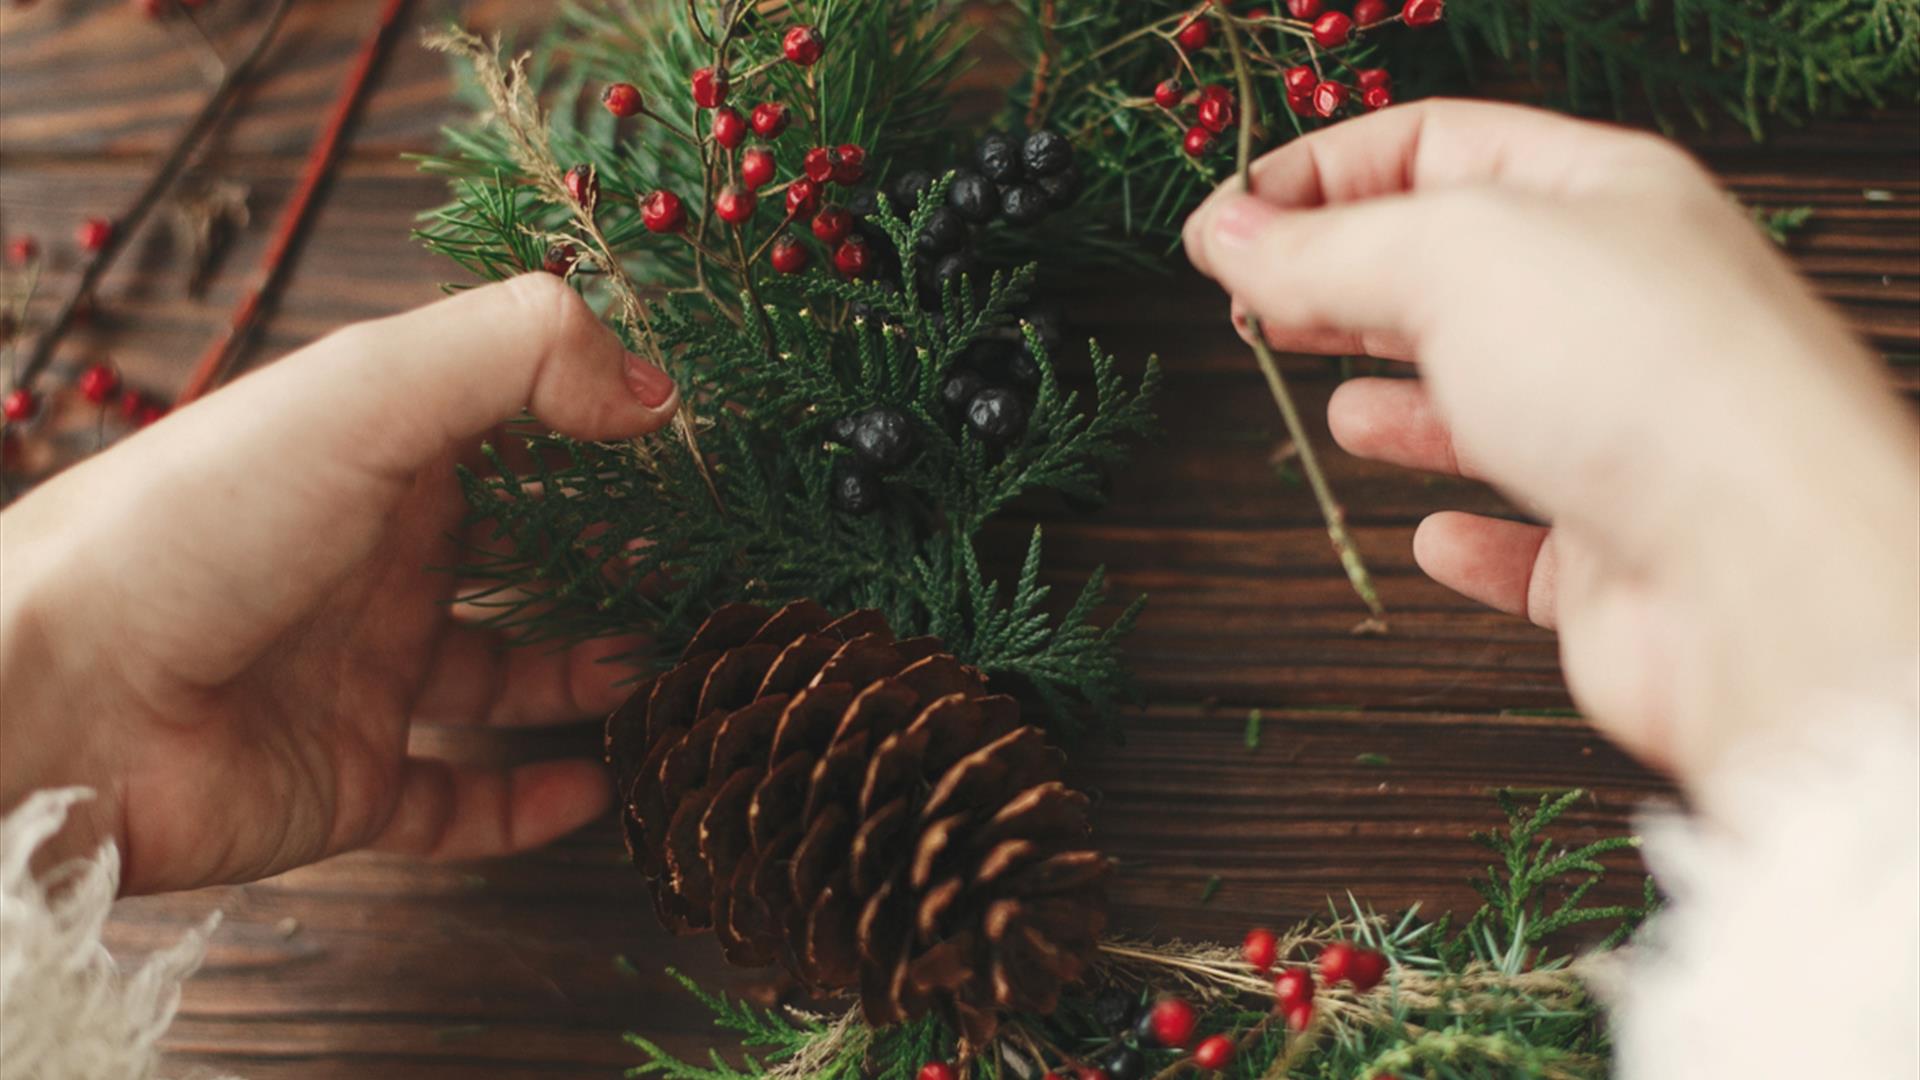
[3,3,1916,1076]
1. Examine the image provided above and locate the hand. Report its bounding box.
[0,275,681,894]
[1184,100,1919,787]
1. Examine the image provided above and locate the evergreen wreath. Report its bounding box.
[413,2,1912,1076]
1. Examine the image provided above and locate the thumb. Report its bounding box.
[26,275,681,689]
[258,273,680,479]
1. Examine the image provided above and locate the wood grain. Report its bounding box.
[1,1,1914,1075]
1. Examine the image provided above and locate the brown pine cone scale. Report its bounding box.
[604,600,1110,1045]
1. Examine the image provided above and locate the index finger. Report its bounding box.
[1184,100,1699,279]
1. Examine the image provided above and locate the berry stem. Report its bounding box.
[15,0,295,395]
[1025,0,1059,131]
[178,0,411,405]
[1218,11,1388,628]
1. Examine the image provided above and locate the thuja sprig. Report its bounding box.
[423,43,1159,732]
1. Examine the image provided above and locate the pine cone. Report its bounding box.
[605,600,1109,1045]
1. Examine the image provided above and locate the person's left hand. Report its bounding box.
[0,275,681,894]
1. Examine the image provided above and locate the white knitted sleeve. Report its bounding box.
[1610,706,1920,1079]
[0,787,230,1080]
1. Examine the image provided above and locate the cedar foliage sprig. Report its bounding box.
[417,15,1158,734]
[627,789,1651,1079]
[1010,0,1919,258]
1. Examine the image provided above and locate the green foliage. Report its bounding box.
[629,790,1652,1079]
[1752,203,1816,245]
[1011,0,1918,256]
[435,177,1157,733]
[420,0,970,292]
[417,6,1158,735]
[1440,0,1920,138]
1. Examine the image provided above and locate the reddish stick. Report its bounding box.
[15,0,295,392]
[175,0,412,405]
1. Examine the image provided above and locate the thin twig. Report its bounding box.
[16,0,295,393]
[1218,12,1388,628]
[177,0,413,404]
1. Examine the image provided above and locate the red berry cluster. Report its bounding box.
[1245,927,1391,1032]
[1131,996,1239,1072]
[1146,0,1442,158]
[579,23,878,283]
[3,226,166,460]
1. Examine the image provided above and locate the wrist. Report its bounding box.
[0,533,123,864]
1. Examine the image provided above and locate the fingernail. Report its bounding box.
[1211,192,1279,248]
[623,353,676,408]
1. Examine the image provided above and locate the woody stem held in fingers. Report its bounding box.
[1183,99,1919,794]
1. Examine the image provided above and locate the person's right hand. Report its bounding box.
[1183,100,1918,789]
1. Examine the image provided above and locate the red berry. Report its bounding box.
[811,206,853,245]
[1242,927,1280,972]
[1287,90,1316,117]
[1198,83,1234,104]
[1317,941,1356,984]
[1182,125,1214,157]
[2,388,37,423]
[769,232,811,274]
[916,1066,956,1080]
[601,82,642,118]
[1274,966,1314,1010]
[1286,0,1322,17]
[541,243,578,276]
[136,0,168,17]
[563,164,598,207]
[1356,68,1392,92]
[750,101,791,138]
[1176,17,1212,52]
[1403,0,1444,26]
[1197,94,1237,134]
[832,143,867,185]
[741,147,776,191]
[1283,65,1318,95]
[641,189,687,234]
[1153,78,1185,109]
[786,178,823,217]
[1284,1001,1314,1033]
[136,400,167,427]
[77,217,112,252]
[1312,11,1352,47]
[802,146,839,184]
[1193,1035,1235,1071]
[832,237,872,277]
[1353,0,1389,24]
[1076,1071,1111,1080]
[691,66,729,109]
[6,236,36,266]
[78,362,120,405]
[1362,85,1393,110]
[711,106,748,149]
[714,184,757,225]
[1147,997,1199,1049]
[1312,80,1349,117]
[783,24,824,66]
[119,389,145,420]
[1349,948,1389,991]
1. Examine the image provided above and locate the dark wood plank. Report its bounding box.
[1,1,1913,1076]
